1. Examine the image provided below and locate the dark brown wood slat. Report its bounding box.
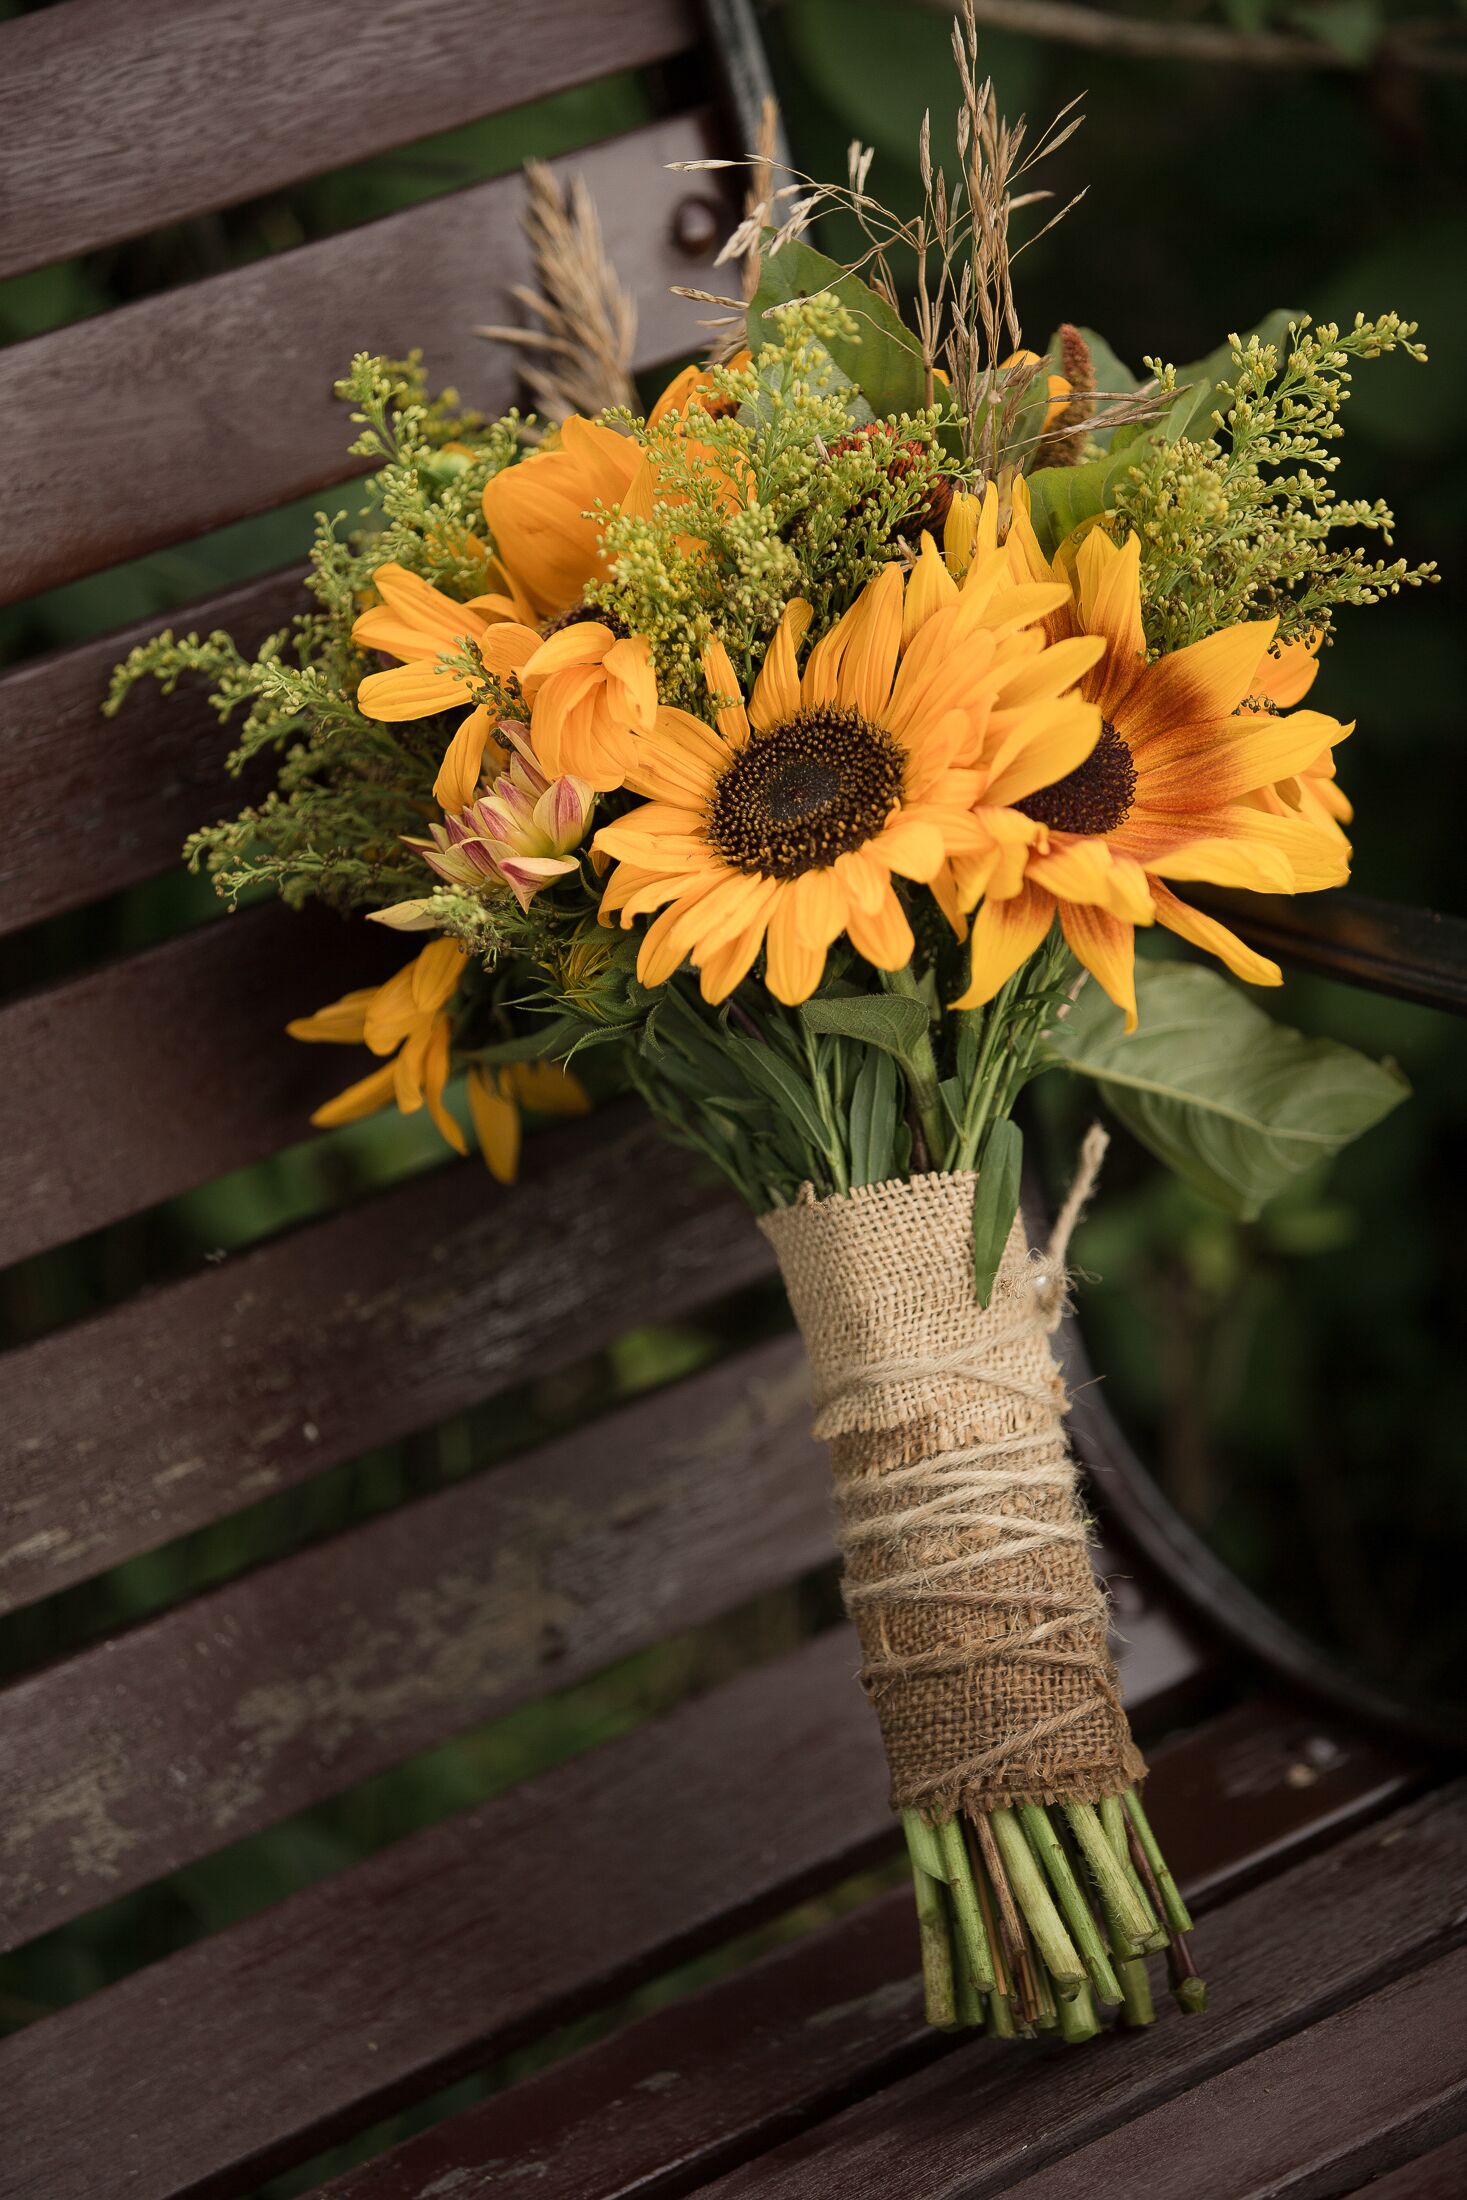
[994,1946,1467,2200]
[1193,886,1467,1018]
[1356,2128,1467,2199]
[0,111,730,606]
[316,1701,1427,2200]
[0,901,405,1268]
[0,1628,887,2200]
[1,1109,772,1615]
[0,1334,825,1949]
[0,0,698,280]
[688,1778,1457,2200]
[0,566,308,938]
[0,1672,1425,2200]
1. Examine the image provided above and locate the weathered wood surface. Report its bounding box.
[684,1776,1458,2200]
[1355,2128,1467,2199]
[0,1629,890,2200]
[313,1702,1425,2200]
[995,1945,1467,2200]
[0,109,729,604]
[0,1334,823,1946]
[0,566,307,937]
[0,902,404,1266]
[0,1109,773,1614]
[0,0,698,280]
[2,1681,1398,2200]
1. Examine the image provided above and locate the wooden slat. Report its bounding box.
[0,1108,773,1614]
[0,902,405,1268]
[0,566,307,938]
[0,1670,1425,2200]
[315,1702,1426,2200]
[0,1334,824,1948]
[0,0,697,280]
[1194,886,1467,1017]
[687,1774,1454,2200]
[1356,2129,1467,2199]
[0,110,729,605]
[994,1947,1467,2200]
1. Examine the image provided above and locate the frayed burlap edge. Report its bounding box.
[761,1164,1145,1819]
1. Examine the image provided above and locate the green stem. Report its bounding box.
[1125,1788,1196,1936]
[1056,1979,1100,2044]
[880,965,945,1165]
[1064,1801,1161,1950]
[1019,1805,1123,2006]
[902,1815,958,2028]
[988,1808,1085,1990]
[936,1815,997,1994]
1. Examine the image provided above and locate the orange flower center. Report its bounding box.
[1016,717,1137,837]
[709,708,905,879]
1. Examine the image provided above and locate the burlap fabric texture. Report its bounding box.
[760,1169,1145,1820]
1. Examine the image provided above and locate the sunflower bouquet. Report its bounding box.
[112,12,1431,2049]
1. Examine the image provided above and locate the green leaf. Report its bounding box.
[971,1118,1023,1308]
[1040,961,1409,1220]
[801,991,931,1061]
[725,1032,835,1160]
[849,1046,900,1188]
[747,235,930,420]
[1025,441,1146,558]
[471,1015,589,1064]
[1283,0,1380,64]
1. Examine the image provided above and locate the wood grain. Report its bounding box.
[0,1107,772,1614]
[0,566,308,937]
[0,1334,825,1947]
[0,1678,1428,2200]
[0,900,404,1267]
[0,110,730,605]
[0,0,697,280]
[994,1944,1467,2200]
[687,1772,1455,2200]
[314,1702,1423,2200]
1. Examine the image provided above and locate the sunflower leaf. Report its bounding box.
[971,1117,1024,1308]
[1039,960,1409,1219]
[1025,441,1146,558]
[800,992,932,1061]
[748,237,930,420]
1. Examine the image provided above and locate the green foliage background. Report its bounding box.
[1,0,1464,2181]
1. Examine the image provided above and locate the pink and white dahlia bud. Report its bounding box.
[415,733,595,914]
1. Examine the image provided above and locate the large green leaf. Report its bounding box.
[800,991,931,1060]
[1025,440,1147,558]
[1040,960,1408,1219]
[747,236,930,420]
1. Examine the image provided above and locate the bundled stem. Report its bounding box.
[902,1787,1201,2037]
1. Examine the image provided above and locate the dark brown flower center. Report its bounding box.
[1015,717,1137,837]
[540,600,629,640]
[708,707,905,879]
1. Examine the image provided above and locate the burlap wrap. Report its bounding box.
[760,1170,1145,1819]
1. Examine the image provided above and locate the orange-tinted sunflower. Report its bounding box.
[1242,631,1354,855]
[593,554,1103,1006]
[287,938,469,1154]
[951,496,1352,1027]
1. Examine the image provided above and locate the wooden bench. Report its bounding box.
[2,4,1464,2194]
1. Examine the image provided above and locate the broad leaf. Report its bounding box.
[1025,441,1147,558]
[801,992,931,1061]
[748,236,931,420]
[1040,960,1408,1219]
[971,1118,1024,1307]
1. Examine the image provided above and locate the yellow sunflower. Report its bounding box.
[466,1059,592,1183]
[948,495,1352,1027]
[1242,631,1354,855]
[287,938,469,1154]
[593,554,1103,1006]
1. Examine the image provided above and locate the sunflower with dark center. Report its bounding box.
[945,489,1353,1029]
[594,548,1104,1008]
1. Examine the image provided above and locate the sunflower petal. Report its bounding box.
[949,882,1055,1009]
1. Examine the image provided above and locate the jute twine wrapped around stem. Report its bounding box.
[760,1147,1144,1820]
